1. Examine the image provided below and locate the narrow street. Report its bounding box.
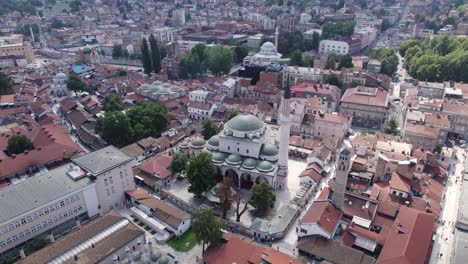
[429,147,466,264]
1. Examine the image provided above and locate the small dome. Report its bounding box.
[190,137,206,148]
[211,152,226,163]
[132,252,142,261]
[225,114,264,133]
[152,80,163,85]
[150,251,162,261]
[157,87,170,95]
[226,153,242,165]
[207,136,219,147]
[261,144,279,156]
[162,83,171,88]
[256,160,274,172]
[242,158,258,169]
[171,85,181,91]
[179,141,189,149]
[260,42,276,54]
[55,72,66,79]
[157,256,170,264]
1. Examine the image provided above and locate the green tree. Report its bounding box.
[179,53,202,79]
[338,54,353,69]
[51,17,64,28]
[112,44,123,59]
[399,39,422,56]
[224,109,238,122]
[322,21,355,39]
[186,152,215,197]
[325,54,336,70]
[170,152,188,174]
[302,54,314,67]
[205,46,234,76]
[367,48,398,77]
[289,50,303,66]
[66,74,89,92]
[324,74,341,87]
[7,134,33,155]
[248,180,276,215]
[191,43,207,61]
[202,119,218,140]
[117,69,128,76]
[95,111,133,147]
[192,209,225,253]
[234,44,249,63]
[384,117,399,135]
[0,71,13,95]
[140,38,152,76]
[149,34,161,73]
[311,31,321,50]
[103,94,124,112]
[126,102,169,139]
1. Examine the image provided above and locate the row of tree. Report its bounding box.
[399,36,468,82]
[178,44,234,79]
[95,102,169,147]
[321,21,356,39]
[367,48,398,77]
[141,34,162,76]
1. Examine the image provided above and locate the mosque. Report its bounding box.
[48,72,68,97]
[179,87,291,190]
[242,41,290,67]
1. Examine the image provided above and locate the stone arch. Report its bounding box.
[255,175,269,185]
[225,168,239,187]
[240,173,254,190]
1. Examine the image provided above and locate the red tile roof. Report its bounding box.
[302,200,342,235]
[299,168,323,183]
[137,155,172,179]
[204,233,302,264]
[341,86,389,108]
[389,172,411,193]
[377,207,436,264]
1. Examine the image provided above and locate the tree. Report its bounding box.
[311,31,321,50]
[149,34,161,73]
[202,119,218,140]
[170,152,188,174]
[95,111,133,147]
[234,44,249,63]
[126,102,169,139]
[302,54,314,67]
[234,192,249,222]
[289,50,303,66]
[224,109,238,122]
[112,44,123,59]
[192,209,225,253]
[324,74,341,87]
[117,69,127,76]
[205,46,234,76]
[179,53,202,79]
[367,48,398,77]
[322,21,355,39]
[66,74,89,92]
[325,54,336,70]
[248,180,275,215]
[103,94,124,112]
[51,17,64,28]
[0,71,13,95]
[384,117,399,135]
[399,39,422,56]
[338,54,353,69]
[141,38,152,76]
[7,134,33,155]
[186,152,215,197]
[216,178,235,219]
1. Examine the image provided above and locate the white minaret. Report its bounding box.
[274,27,279,53]
[277,80,291,190]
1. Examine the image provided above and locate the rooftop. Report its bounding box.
[72,146,132,175]
[0,164,93,223]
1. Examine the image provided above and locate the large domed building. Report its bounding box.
[243,42,290,67]
[202,113,287,189]
[48,72,68,97]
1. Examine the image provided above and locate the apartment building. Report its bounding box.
[0,35,34,64]
[0,164,99,256]
[72,146,136,213]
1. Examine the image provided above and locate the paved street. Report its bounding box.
[429,147,466,264]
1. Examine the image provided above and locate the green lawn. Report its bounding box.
[166,229,197,252]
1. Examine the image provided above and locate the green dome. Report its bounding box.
[226,153,242,165]
[211,152,226,163]
[261,144,279,156]
[207,136,219,147]
[225,114,264,132]
[157,256,170,264]
[152,80,163,85]
[242,158,258,169]
[190,137,206,148]
[150,251,162,261]
[256,160,274,172]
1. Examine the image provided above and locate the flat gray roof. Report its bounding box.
[72,146,132,175]
[454,229,468,263]
[0,165,93,223]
